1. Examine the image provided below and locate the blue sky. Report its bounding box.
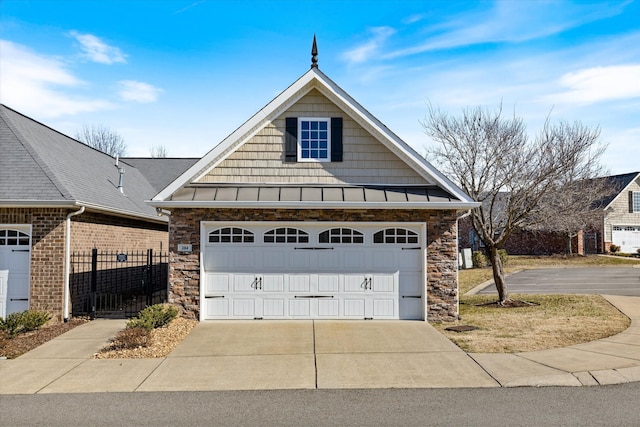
[1,0,639,175]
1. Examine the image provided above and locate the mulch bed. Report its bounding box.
[0,318,88,359]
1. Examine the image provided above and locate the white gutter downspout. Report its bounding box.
[63,206,85,322]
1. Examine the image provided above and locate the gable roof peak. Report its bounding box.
[311,34,318,69]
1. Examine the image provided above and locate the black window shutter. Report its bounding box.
[285,117,297,162]
[630,191,635,213]
[331,117,343,162]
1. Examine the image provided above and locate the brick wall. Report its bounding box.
[1,208,67,320]
[168,208,459,322]
[458,216,588,255]
[1,207,167,321]
[71,211,167,253]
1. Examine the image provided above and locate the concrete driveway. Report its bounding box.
[477,267,640,296]
[136,320,499,391]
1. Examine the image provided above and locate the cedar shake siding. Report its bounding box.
[199,89,428,185]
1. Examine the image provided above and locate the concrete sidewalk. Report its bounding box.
[1,295,639,393]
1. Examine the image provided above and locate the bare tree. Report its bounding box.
[75,125,127,157]
[150,144,168,158]
[424,104,606,303]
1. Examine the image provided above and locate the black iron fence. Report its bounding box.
[70,249,168,318]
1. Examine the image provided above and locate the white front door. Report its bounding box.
[202,223,425,320]
[0,227,31,317]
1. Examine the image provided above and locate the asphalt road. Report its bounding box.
[477,267,640,296]
[1,386,639,426]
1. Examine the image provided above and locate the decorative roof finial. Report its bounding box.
[311,34,318,69]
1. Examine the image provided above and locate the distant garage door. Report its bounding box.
[202,222,425,320]
[0,226,31,319]
[612,225,640,253]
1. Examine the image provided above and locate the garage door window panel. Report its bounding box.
[319,228,364,244]
[264,227,309,243]
[373,228,419,244]
[209,227,254,243]
[0,230,30,246]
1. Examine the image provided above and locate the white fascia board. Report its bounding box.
[148,200,480,210]
[153,71,319,202]
[604,172,640,211]
[310,69,473,204]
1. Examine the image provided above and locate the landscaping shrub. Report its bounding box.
[609,244,620,253]
[0,310,51,338]
[472,251,487,268]
[126,304,178,331]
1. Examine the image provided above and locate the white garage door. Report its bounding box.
[0,227,31,318]
[612,226,640,253]
[202,223,425,320]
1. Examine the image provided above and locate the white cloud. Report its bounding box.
[69,31,126,64]
[342,27,395,65]
[384,1,628,59]
[541,65,640,105]
[0,40,114,117]
[117,80,163,103]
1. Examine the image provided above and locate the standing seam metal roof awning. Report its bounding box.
[168,185,458,204]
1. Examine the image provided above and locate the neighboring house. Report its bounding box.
[458,172,640,256]
[0,104,182,321]
[599,172,640,253]
[150,50,478,322]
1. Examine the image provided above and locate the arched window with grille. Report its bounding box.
[319,228,364,244]
[208,227,254,243]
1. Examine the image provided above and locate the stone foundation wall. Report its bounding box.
[168,208,459,321]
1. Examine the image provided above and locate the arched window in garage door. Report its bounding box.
[0,230,30,246]
[208,227,254,243]
[319,228,364,244]
[373,228,419,244]
[264,227,309,243]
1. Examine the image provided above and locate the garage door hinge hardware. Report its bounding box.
[205,295,225,298]
[401,247,421,250]
[402,296,421,299]
[294,295,335,298]
[10,298,29,301]
[294,247,334,250]
[364,317,373,320]
[254,317,263,320]
[12,249,30,252]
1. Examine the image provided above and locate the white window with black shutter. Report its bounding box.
[285,117,343,162]
[630,191,640,213]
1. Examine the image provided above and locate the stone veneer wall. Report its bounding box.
[1,207,167,321]
[168,208,459,322]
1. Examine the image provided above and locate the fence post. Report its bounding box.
[146,249,153,306]
[91,248,97,319]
